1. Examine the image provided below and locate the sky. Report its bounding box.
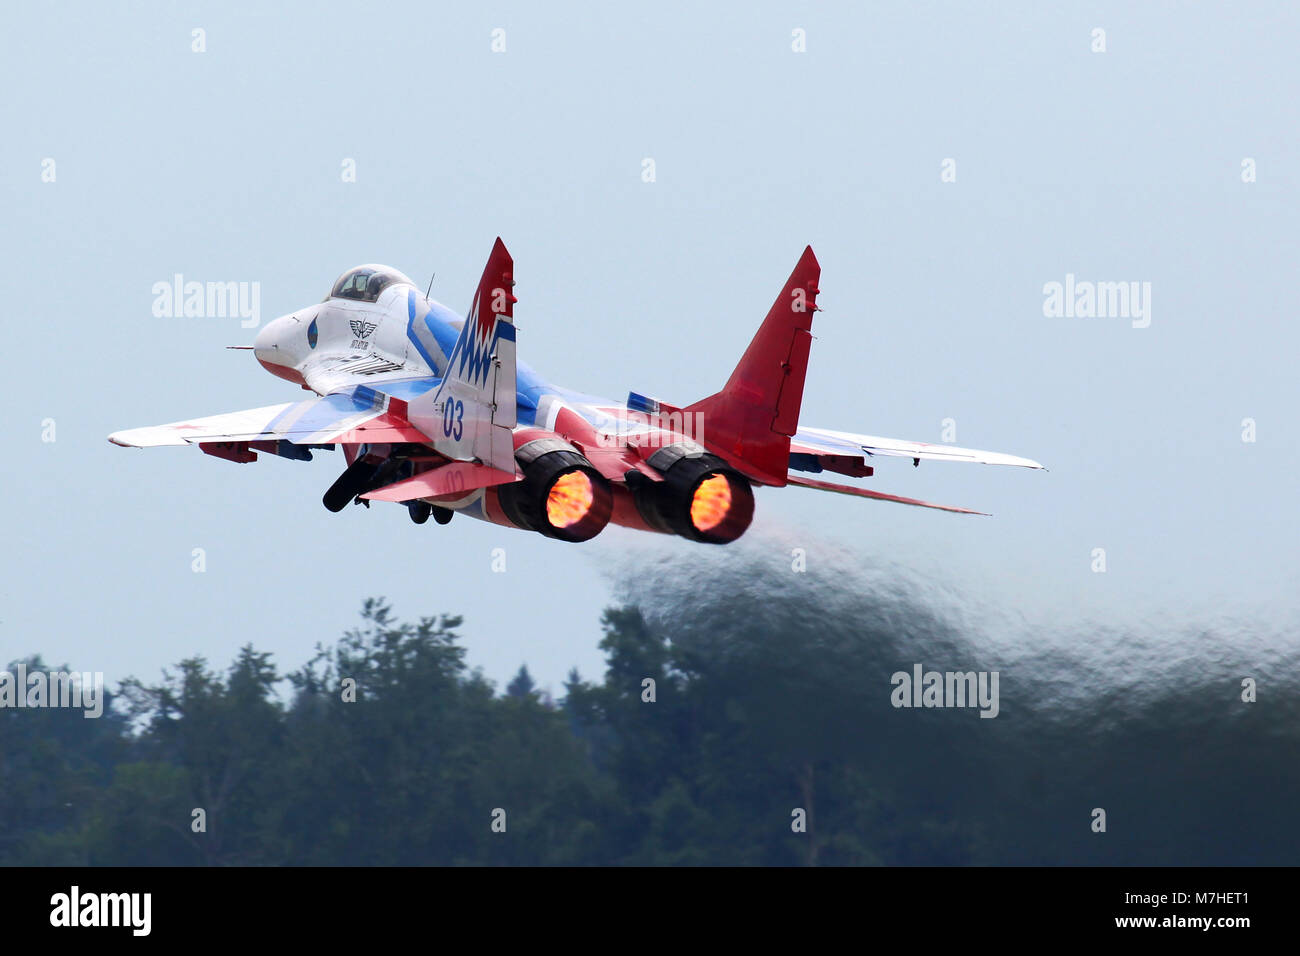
[2,1,1297,696]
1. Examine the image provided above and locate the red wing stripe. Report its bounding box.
[327,410,429,445]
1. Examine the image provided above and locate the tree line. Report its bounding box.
[3,582,1297,865]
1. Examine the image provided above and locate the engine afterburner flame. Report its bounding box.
[546,470,595,528]
[690,473,733,532]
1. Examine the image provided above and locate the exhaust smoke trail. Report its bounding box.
[600,529,1300,864]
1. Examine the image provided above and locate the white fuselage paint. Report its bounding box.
[254,282,448,396]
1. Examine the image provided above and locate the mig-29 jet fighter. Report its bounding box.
[110,240,1042,544]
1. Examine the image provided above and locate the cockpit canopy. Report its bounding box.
[327,265,416,303]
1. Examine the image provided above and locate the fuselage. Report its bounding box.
[252,265,701,532]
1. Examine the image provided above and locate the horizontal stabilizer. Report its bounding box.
[362,462,519,502]
[786,474,988,515]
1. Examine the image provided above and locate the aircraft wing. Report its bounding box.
[791,426,1044,470]
[108,384,430,448]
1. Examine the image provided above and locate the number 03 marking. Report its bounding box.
[442,398,464,441]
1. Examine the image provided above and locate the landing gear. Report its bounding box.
[324,453,454,525]
[409,502,451,525]
[322,459,381,513]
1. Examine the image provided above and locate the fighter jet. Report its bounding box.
[109,240,1042,544]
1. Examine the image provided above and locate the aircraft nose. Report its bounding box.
[252,320,281,358]
[253,305,322,388]
[254,306,317,363]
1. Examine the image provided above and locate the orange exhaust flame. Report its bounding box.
[547,470,594,528]
[690,473,732,532]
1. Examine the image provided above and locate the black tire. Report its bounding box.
[408,501,432,524]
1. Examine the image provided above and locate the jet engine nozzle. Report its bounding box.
[633,444,755,544]
[498,440,613,542]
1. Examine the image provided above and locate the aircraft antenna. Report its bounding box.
[425,273,435,298]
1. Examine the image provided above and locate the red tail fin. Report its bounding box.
[686,246,820,485]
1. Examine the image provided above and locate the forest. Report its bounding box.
[3,550,1297,866]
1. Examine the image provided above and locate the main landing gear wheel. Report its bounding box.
[432,506,454,525]
[408,501,432,524]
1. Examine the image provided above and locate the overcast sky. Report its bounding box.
[2,1,1296,695]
